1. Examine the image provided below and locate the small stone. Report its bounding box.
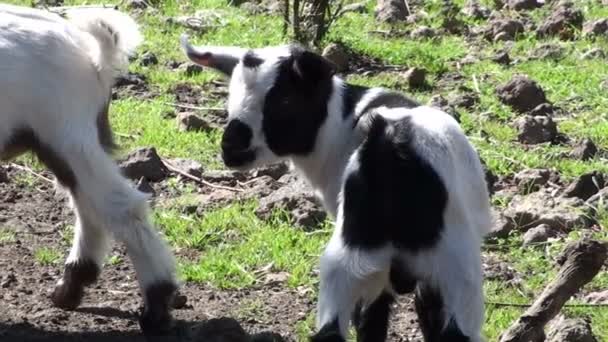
[250,163,290,180]
[342,2,367,14]
[515,115,558,145]
[486,18,525,41]
[410,26,437,39]
[497,75,547,113]
[529,103,555,116]
[514,168,553,192]
[322,43,349,72]
[375,0,409,22]
[168,158,204,178]
[119,147,167,182]
[140,51,158,66]
[570,139,597,161]
[585,290,608,304]
[537,2,584,40]
[126,0,148,10]
[171,293,188,309]
[522,224,556,246]
[547,317,598,342]
[177,112,213,132]
[114,72,147,88]
[256,183,326,231]
[583,18,608,37]
[401,67,427,88]
[528,43,565,60]
[506,0,541,10]
[462,1,491,19]
[136,177,155,195]
[448,91,479,109]
[487,211,515,239]
[581,48,606,60]
[492,51,511,65]
[563,171,604,201]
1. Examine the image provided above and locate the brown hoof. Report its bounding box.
[51,281,84,310]
[139,281,178,336]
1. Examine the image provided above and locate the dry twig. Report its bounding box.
[9,163,54,184]
[161,159,244,193]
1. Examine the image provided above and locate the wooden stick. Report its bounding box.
[9,163,54,184]
[403,0,411,15]
[499,238,608,342]
[160,102,225,112]
[161,159,244,193]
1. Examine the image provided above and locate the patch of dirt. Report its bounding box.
[112,72,157,100]
[0,168,426,341]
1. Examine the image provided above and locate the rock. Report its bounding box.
[140,51,158,66]
[497,75,547,113]
[492,51,511,65]
[529,103,555,116]
[506,0,542,10]
[463,1,491,19]
[502,189,591,232]
[428,94,460,122]
[0,167,7,183]
[114,72,147,88]
[171,294,188,309]
[255,181,326,230]
[583,18,608,37]
[136,177,155,195]
[486,18,525,41]
[523,223,556,246]
[448,91,479,109]
[563,172,604,200]
[586,186,608,212]
[488,211,515,238]
[191,317,249,342]
[528,43,565,60]
[322,43,349,72]
[537,2,584,40]
[401,67,427,88]
[515,115,558,144]
[411,26,437,39]
[168,158,204,178]
[249,163,290,180]
[251,332,287,342]
[570,139,597,161]
[180,62,204,76]
[514,168,554,192]
[375,0,409,22]
[119,147,167,182]
[480,158,498,194]
[126,0,148,10]
[585,290,608,304]
[177,112,213,132]
[547,317,598,342]
[581,48,606,60]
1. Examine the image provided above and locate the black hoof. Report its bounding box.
[139,281,178,336]
[51,260,100,310]
[310,320,345,342]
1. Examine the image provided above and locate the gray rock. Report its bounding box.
[585,289,608,304]
[583,18,608,37]
[168,158,204,178]
[486,18,525,41]
[463,1,491,19]
[563,171,604,201]
[411,26,437,39]
[537,2,584,40]
[497,75,547,113]
[506,0,542,10]
[375,0,409,22]
[503,189,592,231]
[514,168,554,192]
[487,211,516,238]
[322,43,349,72]
[515,115,557,144]
[119,147,167,182]
[547,317,598,342]
[249,163,290,180]
[570,139,597,161]
[401,67,427,88]
[528,43,565,60]
[523,223,556,246]
[177,112,213,132]
[492,51,511,65]
[341,2,368,14]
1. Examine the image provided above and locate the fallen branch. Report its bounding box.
[9,163,54,184]
[160,101,225,112]
[499,238,608,342]
[487,301,608,308]
[161,159,244,193]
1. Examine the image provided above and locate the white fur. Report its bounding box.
[0,4,176,305]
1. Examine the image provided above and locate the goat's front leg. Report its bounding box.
[52,201,109,310]
[311,231,392,342]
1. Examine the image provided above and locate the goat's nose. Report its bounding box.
[222,119,253,151]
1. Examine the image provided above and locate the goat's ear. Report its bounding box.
[292,50,337,85]
[180,34,246,77]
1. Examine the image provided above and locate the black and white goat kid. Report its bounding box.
[181,35,492,342]
[0,5,178,335]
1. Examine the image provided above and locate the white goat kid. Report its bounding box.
[0,5,177,335]
[180,35,491,342]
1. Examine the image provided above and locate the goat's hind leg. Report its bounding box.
[52,200,110,310]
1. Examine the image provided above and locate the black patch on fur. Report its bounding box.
[262,47,335,157]
[414,284,470,342]
[342,83,369,119]
[353,292,394,342]
[310,319,345,342]
[390,259,417,294]
[97,95,117,153]
[51,259,100,310]
[341,115,448,252]
[2,128,77,189]
[221,119,256,167]
[243,51,264,68]
[139,281,177,336]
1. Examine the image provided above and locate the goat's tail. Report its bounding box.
[65,8,142,90]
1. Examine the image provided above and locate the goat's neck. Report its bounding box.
[290,77,367,218]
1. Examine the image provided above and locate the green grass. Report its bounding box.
[5,0,608,340]
[34,247,62,266]
[0,228,16,244]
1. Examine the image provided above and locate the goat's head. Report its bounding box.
[180,35,337,171]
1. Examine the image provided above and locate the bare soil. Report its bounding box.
[0,167,423,342]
